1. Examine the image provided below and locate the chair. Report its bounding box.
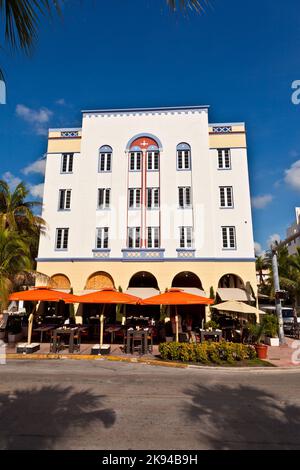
[132,331,143,354]
[50,331,61,353]
[73,330,81,352]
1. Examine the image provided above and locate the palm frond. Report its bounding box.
[166,0,207,12]
[0,0,61,53]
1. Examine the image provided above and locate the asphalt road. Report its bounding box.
[1,360,300,450]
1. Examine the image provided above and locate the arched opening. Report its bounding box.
[218,274,244,289]
[49,274,71,290]
[126,271,160,328]
[171,271,205,332]
[128,271,159,289]
[85,271,115,290]
[172,271,203,289]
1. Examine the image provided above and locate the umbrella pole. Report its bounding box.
[100,305,105,348]
[175,306,179,342]
[27,302,37,345]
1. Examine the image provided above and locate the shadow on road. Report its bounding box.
[0,385,116,449]
[183,383,300,449]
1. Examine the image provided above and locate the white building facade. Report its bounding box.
[287,207,300,255]
[37,105,256,310]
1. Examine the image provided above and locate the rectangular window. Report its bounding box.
[99,152,112,172]
[147,151,159,170]
[147,188,159,209]
[128,227,141,248]
[98,188,111,209]
[61,153,73,173]
[222,226,236,249]
[130,152,141,171]
[179,226,193,248]
[177,150,191,170]
[128,188,141,209]
[147,227,160,248]
[218,149,231,169]
[55,228,69,250]
[58,189,71,210]
[178,187,191,208]
[96,227,109,249]
[219,186,233,208]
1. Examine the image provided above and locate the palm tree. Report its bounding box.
[0,228,32,310]
[255,255,268,286]
[166,1,205,11]
[0,180,46,261]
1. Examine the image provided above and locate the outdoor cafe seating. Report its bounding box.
[50,326,81,353]
[124,327,153,354]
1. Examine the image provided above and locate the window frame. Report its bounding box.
[55,228,69,251]
[178,186,192,209]
[98,149,112,172]
[179,226,193,249]
[129,151,142,172]
[128,188,141,209]
[177,149,191,171]
[128,227,141,249]
[97,188,111,210]
[58,189,72,211]
[219,186,234,208]
[217,148,231,170]
[61,153,74,174]
[222,226,236,250]
[147,150,159,171]
[147,226,160,248]
[147,187,160,209]
[96,227,109,249]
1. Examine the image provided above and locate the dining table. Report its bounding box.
[52,326,79,353]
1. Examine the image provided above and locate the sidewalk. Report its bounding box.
[4,338,300,368]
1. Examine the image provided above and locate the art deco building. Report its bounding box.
[37,105,256,318]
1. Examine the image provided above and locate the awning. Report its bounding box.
[212,300,265,315]
[126,287,160,299]
[175,287,207,297]
[217,288,254,302]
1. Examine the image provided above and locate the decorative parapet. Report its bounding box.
[92,249,111,258]
[176,249,196,258]
[61,130,79,138]
[122,249,165,260]
[212,126,232,134]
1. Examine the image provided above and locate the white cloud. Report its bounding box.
[22,158,46,176]
[16,104,53,135]
[251,194,273,209]
[29,183,44,199]
[267,233,281,248]
[284,160,300,190]
[56,98,66,106]
[2,171,21,190]
[254,242,265,257]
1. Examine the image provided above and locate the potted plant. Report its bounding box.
[261,314,279,347]
[249,322,268,359]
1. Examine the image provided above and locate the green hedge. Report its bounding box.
[159,341,257,364]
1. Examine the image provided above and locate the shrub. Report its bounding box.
[159,341,257,364]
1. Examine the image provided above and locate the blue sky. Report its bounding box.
[0,0,300,253]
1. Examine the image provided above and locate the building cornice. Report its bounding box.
[82,105,210,116]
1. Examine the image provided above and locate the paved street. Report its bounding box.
[1,360,300,450]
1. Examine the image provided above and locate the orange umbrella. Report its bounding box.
[9,287,78,303]
[141,288,214,342]
[74,287,140,305]
[73,288,141,348]
[141,288,214,306]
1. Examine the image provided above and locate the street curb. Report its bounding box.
[5,353,300,370]
[5,353,187,368]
